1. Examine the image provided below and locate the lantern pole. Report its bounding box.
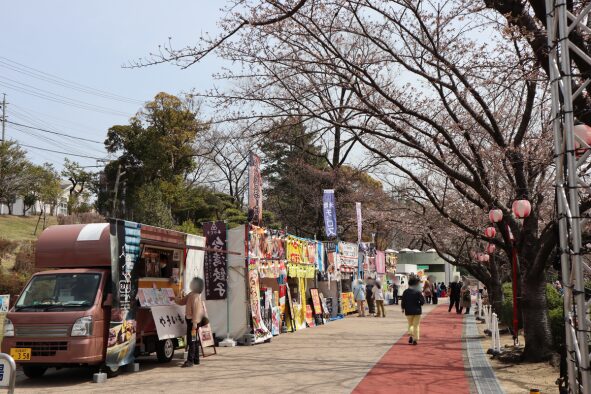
[508,225,519,346]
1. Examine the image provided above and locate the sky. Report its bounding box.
[2,1,228,170]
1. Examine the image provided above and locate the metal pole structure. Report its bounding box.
[1,93,6,144]
[545,0,591,392]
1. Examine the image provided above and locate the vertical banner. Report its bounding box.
[356,202,362,243]
[376,250,386,274]
[107,220,141,368]
[248,152,263,225]
[248,264,272,341]
[323,190,338,238]
[203,221,227,300]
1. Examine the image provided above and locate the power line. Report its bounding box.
[5,120,103,144]
[17,142,108,160]
[0,56,144,104]
[0,79,131,117]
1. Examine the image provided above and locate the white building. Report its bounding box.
[0,182,70,217]
[395,249,459,285]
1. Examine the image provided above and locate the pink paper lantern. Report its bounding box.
[575,124,591,157]
[486,243,496,254]
[484,226,496,238]
[512,199,532,219]
[489,209,503,223]
[482,254,490,262]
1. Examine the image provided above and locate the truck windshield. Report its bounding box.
[15,273,101,311]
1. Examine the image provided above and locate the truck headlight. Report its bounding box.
[71,316,93,336]
[3,318,14,337]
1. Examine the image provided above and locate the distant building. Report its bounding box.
[0,182,71,216]
[395,249,459,284]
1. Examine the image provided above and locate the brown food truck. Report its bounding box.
[1,220,191,378]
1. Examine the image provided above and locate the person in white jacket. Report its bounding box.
[373,281,386,317]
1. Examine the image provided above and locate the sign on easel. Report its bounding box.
[199,302,216,357]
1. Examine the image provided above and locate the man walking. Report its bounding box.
[392,282,399,305]
[448,276,462,314]
[401,276,425,345]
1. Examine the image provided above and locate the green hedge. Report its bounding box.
[499,282,563,350]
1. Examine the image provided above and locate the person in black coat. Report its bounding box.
[401,276,425,345]
[366,279,376,316]
[448,276,462,314]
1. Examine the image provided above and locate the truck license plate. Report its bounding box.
[10,348,31,361]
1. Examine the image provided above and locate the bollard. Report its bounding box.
[0,353,16,394]
[93,372,107,384]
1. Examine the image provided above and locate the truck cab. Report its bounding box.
[2,268,111,378]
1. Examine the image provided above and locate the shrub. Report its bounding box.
[0,269,29,296]
[500,282,564,350]
[13,241,36,274]
[57,212,104,225]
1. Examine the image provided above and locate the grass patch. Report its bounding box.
[0,215,58,241]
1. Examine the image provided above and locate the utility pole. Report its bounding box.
[1,93,6,144]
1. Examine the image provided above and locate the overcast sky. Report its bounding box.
[2,1,227,169]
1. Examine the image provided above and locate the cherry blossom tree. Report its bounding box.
[131,0,591,361]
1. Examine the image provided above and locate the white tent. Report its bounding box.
[184,234,205,294]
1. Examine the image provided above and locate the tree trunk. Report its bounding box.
[522,273,553,361]
[488,260,503,314]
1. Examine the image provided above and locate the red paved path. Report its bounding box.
[353,304,470,394]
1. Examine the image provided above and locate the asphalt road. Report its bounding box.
[14,304,437,393]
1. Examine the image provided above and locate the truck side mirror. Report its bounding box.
[103,294,113,307]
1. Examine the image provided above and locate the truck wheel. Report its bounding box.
[22,366,47,379]
[156,339,174,363]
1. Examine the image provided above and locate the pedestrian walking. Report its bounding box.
[366,279,376,316]
[392,282,399,305]
[460,282,472,315]
[429,276,438,305]
[423,278,432,304]
[353,279,367,317]
[401,276,425,345]
[176,277,206,367]
[448,276,462,314]
[373,281,386,317]
[440,282,447,298]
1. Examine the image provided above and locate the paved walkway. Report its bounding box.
[354,304,470,394]
[14,303,502,393]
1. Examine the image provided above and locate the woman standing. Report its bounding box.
[373,281,386,317]
[401,277,425,345]
[176,277,205,367]
[423,279,432,304]
[353,279,367,317]
[460,282,472,315]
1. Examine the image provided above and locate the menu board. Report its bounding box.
[137,288,175,307]
[309,288,323,315]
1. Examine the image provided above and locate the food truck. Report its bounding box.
[1,220,201,378]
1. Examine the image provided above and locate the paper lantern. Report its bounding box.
[489,209,503,223]
[482,254,490,262]
[574,124,591,157]
[486,243,496,254]
[484,227,496,238]
[512,199,532,219]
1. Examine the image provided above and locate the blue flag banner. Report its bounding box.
[323,189,338,238]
